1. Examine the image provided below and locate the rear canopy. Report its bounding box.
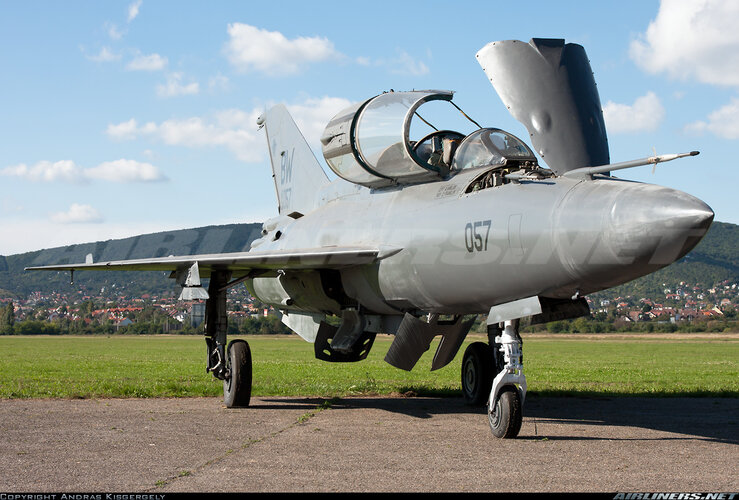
[321,91,458,187]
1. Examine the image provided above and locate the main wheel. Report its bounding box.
[488,387,522,438]
[223,339,252,408]
[461,342,494,405]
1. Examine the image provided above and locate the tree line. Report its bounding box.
[0,301,292,336]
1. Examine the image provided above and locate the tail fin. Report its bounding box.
[259,104,330,217]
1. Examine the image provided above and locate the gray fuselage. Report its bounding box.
[249,166,714,317]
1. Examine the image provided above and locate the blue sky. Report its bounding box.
[1,0,737,255]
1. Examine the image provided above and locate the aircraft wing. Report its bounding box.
[25,246,393,275]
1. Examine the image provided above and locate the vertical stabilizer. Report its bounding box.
[259,104,330,217]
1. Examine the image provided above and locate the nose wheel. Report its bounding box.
[488,386,522,438]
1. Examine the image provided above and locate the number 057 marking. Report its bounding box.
[464,220,491,253]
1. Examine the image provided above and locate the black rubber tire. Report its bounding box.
[488,387,522,438]
[461,342,494,406]
[223,339,252,408]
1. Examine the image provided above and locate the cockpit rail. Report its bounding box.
[465,161,551,193]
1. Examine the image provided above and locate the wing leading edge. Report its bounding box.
[26,246,396,275]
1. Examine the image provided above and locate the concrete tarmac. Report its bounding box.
[1,396,737,493]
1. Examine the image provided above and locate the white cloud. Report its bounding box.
[126,53,167,71]
[603,92,665,134]
[360,50,431,76]
[285,96,353,145]
[630,1,739,141]
[113,112,263,162]
[685,97,739,139]
[106,22,124,40]
[86,46,121,63]
[224,23,342,76]
[105,96,352,162]
[630,0,739,87]
[50,204,104,224]
[106,119,139,140]
[388,50,430,76]
[1,159,166,183]
[1,160,83,183]
[85,159,167,182]
[208,73,230,93]
[127,0,142,22]
[156,73,200,97]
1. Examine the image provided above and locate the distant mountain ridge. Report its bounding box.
[0,223,262,297]
[0,221,736,300]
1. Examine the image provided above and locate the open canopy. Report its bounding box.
[321,90,462,187]
[321,90,538,188]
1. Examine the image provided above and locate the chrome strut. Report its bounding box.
[488,319,527,413]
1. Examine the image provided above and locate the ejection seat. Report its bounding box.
[412,130,465,175]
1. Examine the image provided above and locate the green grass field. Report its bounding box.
[0,334,737,399]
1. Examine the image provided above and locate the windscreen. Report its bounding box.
[452,128,535,170]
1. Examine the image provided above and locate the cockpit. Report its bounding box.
[452,128,534,170]
[320,90,538,188]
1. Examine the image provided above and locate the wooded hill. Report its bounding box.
[594,221,738,298]
[0,223,262,298]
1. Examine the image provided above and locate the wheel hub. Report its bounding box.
[488,399,501,428]
[463,359,476,395]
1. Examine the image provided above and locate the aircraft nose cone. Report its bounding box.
[606,185,714,266]
[554,181,714,292]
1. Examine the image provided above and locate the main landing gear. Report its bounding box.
[461,319,526,438]
[222,339,252,407]
[204,271,252,408]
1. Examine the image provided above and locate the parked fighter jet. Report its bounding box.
[28,39,713,438]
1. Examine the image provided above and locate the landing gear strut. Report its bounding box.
[486,319,526,438]
[461,319,526,437]
[204,270,252,408]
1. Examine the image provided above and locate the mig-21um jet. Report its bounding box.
[28,39,714,438]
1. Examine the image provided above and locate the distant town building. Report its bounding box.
[115,318,133,330]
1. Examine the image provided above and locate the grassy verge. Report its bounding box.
[0,334,736,399]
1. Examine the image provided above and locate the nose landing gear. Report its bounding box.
[487,319,526,438]
[461,319,526,438]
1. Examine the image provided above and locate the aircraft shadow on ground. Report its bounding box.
[522,396,738,445]
[258,394,739,445]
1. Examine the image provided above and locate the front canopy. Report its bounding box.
[476,38,610,174]
[321,91,458,188]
